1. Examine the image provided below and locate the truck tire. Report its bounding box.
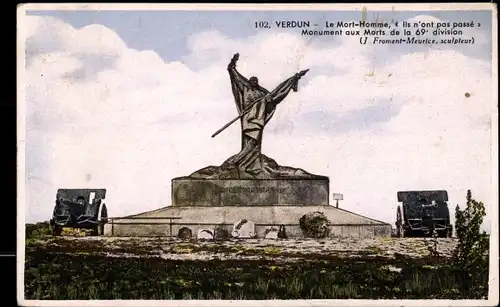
[97,223,105,236]
[396,206,404,238]
[90,227,99,236]
[97,204,108,236]
[447,226,453,238]
[52,225,62,236]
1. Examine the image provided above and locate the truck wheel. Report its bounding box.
[52,225,62,236]
[90,226,99,236]
[97,204,108,236]
[98,223,105,236]
[396,206,404,238]
[447,226,453,238]
[437,230,447,238]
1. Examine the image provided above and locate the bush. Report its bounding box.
[299,212,330,239]
[213,227,230,241]
[26,221,52,239]
[452,190,489,298]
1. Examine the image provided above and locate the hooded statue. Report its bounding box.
[222,53,308,177]
[188,53,325,180]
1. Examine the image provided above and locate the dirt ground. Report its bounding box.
[26,236,458,262]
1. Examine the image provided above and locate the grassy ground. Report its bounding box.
[23,222,489,300]
[26,251,484,300]
[24,242,489,300]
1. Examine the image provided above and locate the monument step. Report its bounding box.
[106,205,391,238]
[120,205,387,225]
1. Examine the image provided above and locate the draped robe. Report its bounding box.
[226,66,304,177]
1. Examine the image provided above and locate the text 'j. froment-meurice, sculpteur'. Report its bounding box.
[188,53,327,180]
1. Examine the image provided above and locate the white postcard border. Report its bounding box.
[16,3,499,307]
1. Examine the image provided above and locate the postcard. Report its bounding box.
[17,3,498,306]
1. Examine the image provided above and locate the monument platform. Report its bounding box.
[104,159,391,239]
[105,205,392,238]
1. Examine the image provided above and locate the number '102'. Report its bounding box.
[255,21,271,28]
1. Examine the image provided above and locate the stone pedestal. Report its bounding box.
[172,178,329,207]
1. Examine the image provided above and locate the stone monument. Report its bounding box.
[107,54,392,239]
[173,53,329,209]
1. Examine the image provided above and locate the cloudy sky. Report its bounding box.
[21,7,495,231]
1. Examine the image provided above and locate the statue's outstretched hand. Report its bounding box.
[228,53,239,70]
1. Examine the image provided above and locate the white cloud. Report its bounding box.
[26,16,125,57]
[22,15,494,232]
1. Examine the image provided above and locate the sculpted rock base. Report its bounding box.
[187,154,328,180]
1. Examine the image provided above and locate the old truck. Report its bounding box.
[395,190,453,238]
[50,189,108,236]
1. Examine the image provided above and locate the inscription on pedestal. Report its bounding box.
[216,187,286,193]
[172,179,329,207]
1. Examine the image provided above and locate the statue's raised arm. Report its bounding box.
[262,68,309,108]
[227,53,250,94]
[227,53,239,71]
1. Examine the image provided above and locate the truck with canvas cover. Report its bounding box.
[395,190,452,238]
[50,189,108,236]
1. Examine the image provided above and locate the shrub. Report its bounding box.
[299,211,330,239]
[26,221,52,239]
[452,190,489,298]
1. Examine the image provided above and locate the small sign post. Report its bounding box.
[332,193,344,208]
